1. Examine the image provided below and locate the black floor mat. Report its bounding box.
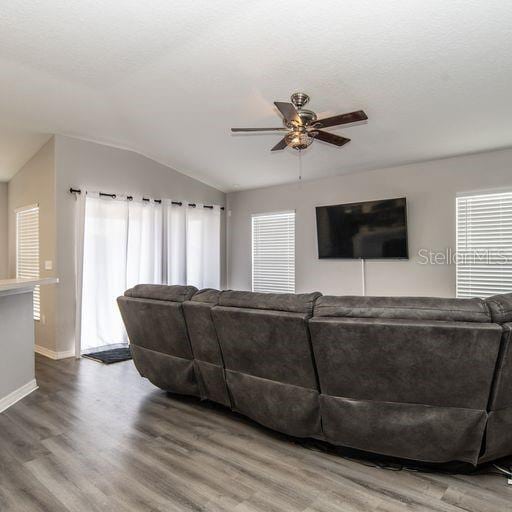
[83,347,132,364]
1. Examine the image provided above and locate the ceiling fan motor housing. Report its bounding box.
[297,109,317,126]
[290,92,310,109]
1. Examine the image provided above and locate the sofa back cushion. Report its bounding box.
[314,295,491,323]
[118,296,191,357]
[191,288,221,304]
[309,316,501,409]
[212,306,318,389]
[212,290,322,437]
[219,290,321,315]
[486,293,512,324]
[124,284,197,303]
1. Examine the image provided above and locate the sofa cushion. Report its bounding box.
[125,284,197,302]
[212,307,318,389]
[191,288,221,304]
[309,317,502,409]
[313,295,491,323]
[486,293,512,324]
[117,296,193,357]
[219,290,321,315]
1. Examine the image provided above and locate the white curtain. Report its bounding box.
[164,201,186,285]
[79,194,221,353]
[127,200,163,288]
[81,195,129,351]
[73,191,86,358]
[186,205,221,289]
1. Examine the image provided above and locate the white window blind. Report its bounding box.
[456,191,512,298]
[252,211,295,293]
[16,205,40,320]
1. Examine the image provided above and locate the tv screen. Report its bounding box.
[316,197,408,259]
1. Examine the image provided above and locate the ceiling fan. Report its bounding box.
[231,92,367,151]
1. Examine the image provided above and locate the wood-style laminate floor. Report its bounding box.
[0,355,510,512]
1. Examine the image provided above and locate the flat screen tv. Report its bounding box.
[316,197,408,259]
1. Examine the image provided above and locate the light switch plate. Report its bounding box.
[44,260,53,271]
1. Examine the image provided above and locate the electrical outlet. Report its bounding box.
[44,260,53,271]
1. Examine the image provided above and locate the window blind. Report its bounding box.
[16,205,40,320]
[252,211,295,293]
[456,191,512,298]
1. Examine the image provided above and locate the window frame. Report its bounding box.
[251,209,296,294]
[15,203,40,320]
[456,190,512,298]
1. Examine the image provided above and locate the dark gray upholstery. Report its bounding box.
[309,312,502,464]
[481,295,512,462]
[486,292,512,324]
[487,323,512,411]
[480,408,512,463]
[118,285,199,397]
[183,289,230,406]
[219,290,321,315]
[125,284,197,302]
[309,317,500,409]
[212,291,321,437]
[119,286,512,465]
[314,295,491,323]
[320,395,487,464]
[479,322,512,462]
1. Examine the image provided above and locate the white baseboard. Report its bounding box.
[35,345,76,360]
[0,379,38,413]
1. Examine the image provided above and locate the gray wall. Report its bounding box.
[0,183,7,278]
[227,147,512,297]
[54,135,226,353]
[0,291,35,405]
[7,138,58,351]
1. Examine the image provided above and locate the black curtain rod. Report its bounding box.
[69,188,224,210]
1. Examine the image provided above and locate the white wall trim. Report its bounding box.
[0,379,38,413]
[35,344,75,360]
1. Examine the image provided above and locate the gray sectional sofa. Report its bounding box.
[117,285,512,466]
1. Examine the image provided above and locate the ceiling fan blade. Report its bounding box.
[314,110,367,129]
[231,127,288,132]
[271,138,288,151]
[274,102,301,125]
[312,130,350,147]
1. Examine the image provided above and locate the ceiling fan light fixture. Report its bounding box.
[285,131,313,150]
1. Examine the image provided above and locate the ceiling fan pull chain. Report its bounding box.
[298,148,303,183]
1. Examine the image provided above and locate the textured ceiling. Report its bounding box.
[0,1,511,190]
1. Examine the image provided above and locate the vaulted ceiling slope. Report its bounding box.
[1,1,511,190]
